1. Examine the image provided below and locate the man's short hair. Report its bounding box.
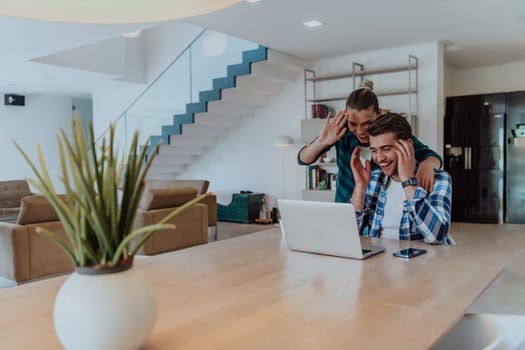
[367,112,412,140]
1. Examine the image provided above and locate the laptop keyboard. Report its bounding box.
[362,249,371,254]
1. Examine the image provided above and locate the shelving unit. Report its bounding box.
[300,55,419,202]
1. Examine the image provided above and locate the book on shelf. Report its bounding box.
[308,165,336,190]
[311,103,330,119]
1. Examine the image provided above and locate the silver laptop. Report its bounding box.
[278,199,385,259]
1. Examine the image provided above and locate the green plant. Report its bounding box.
[14,116,207,269]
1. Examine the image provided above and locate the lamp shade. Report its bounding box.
[0,0,241,24]
[273,135,294,147]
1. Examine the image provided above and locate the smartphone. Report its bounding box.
[393,248,427,259]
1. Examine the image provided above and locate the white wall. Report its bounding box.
[0,93,72,191]
[445,59,525,97]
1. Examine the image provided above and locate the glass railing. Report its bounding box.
[105,28,259,154]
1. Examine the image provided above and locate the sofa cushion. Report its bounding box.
[17,195,62,225]
[141,187,198,210]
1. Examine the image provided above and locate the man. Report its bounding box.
[350,113,453,244]
[298,81,442,203]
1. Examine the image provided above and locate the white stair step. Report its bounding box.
[235,75,283,94]
[151,154,199,165]
[220,88,269,106]
[158,144,207,156]
[251,61,300,83]
[149,162,186,173]
[194,113,243,127]
[153,154,197,164]
[182,124,230,137]
[169,134,218,147]
[207,101,254,116]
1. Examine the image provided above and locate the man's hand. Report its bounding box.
[350,147,371,188]
[416,157,440,192]
[395,139,416,182]
[317,110,348,147]
[350,147,370,210]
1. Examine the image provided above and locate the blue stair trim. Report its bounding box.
[149,45,268,156]
[145,135,163,156]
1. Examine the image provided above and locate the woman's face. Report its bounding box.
[346,105,377,146]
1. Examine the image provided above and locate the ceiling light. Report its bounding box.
[245,0,262,2]
[303,20,323,28]
[122,30,143,39]
[0,0,241,24]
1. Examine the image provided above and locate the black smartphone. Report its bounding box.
[393,248,427,259]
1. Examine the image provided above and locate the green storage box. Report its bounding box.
[217,192,265,223]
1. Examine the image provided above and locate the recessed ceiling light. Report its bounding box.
[303,20,323,28]
[122,30,142,38]
[245,0,262,3]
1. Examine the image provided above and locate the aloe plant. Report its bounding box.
[14,116,207,268]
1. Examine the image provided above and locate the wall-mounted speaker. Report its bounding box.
[4,94,25,106]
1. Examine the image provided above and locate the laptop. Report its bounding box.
[278,199,385,259]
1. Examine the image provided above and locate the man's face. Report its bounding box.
[369,132,398,177]
[346,106,377,145]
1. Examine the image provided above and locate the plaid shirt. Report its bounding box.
[354,169,453,245]
[298,131,443,203]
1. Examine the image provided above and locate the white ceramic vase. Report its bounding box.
[54,265,156,350]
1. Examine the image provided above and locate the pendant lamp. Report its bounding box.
[0,0,241,24]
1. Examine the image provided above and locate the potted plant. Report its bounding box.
[15,116,207,350]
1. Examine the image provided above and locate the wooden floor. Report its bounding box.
[213,221,277,241]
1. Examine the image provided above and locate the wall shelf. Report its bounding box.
[307,89,418,103]
[305,65,416,83]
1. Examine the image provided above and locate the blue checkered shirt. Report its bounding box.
[354,169,453,245]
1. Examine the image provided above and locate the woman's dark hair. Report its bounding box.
[345,80,379,112]
[367,113,412,140]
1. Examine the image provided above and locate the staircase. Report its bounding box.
[146,46,305,179]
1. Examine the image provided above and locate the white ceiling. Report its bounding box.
[189,0,525,67]
[1,0,524,97]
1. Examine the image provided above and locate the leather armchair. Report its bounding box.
[133,187,208,255]
[0,195,73,283]
[145,179,218,239]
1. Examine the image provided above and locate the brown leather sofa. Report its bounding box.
[0,195,74,283]
[133,187,208,255]
[145,179,218,239]
[0,179,32,221]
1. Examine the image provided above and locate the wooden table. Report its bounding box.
[1,222,525,349]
